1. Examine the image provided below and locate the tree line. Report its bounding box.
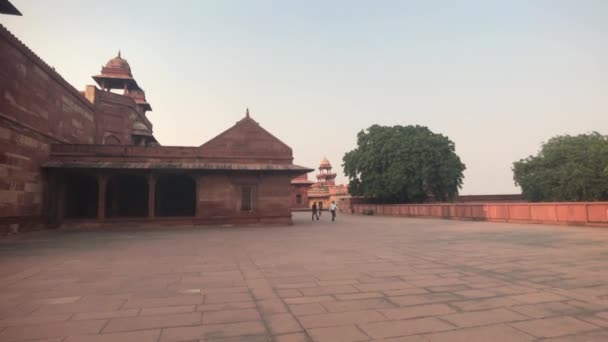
[342,125,608,203]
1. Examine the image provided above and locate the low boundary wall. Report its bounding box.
[347,202,608,227]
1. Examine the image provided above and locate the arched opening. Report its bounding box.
[155,174,196,217]
[64,174,98,219]
[104,135,121,145]
[106,174,148,217]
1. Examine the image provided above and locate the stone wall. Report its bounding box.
[290,184,310,209]
[0,25,97,230]
[84,86,139,145]
[0,25,150,232]
[197,173,292,224]
[347,202,608,227]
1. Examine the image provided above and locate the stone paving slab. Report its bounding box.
[1,212,608,341]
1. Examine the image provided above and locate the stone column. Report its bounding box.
[57,178,66,221]
[148,174,156,219]
[195,174,203,218]
[97,175,107,220]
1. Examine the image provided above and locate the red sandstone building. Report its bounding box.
[290,174,315,209]
[306,158,349,210]
[0,23,312,232]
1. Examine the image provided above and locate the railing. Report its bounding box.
[349,202,608,227]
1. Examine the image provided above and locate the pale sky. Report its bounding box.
[4,0,607,194]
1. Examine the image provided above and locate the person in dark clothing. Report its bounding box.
[311,203,319,220]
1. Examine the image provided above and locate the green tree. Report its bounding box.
[343,125,466,203]
[513,132,608,202]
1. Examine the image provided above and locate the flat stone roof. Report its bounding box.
[43,160,313,172]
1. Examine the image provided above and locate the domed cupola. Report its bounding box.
[92,50,139,91]
[319,157,332,170]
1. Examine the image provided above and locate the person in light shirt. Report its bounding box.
[329,201,338,222]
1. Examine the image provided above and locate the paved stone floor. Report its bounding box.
[1,213,608,341]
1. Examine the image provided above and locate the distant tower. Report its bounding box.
[92,51,152,115]
[316,157,336,185]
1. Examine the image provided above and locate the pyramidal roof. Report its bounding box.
[199,109,293,160]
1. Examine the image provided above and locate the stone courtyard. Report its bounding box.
[1,213,608,342]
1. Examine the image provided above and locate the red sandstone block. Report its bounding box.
[205,292,253,304]
[510,302,584,319]
[64,329,160,342]
[28,297,125,315]
[321,298,395,312]
[426,284,470,293]
[359,317,454,339]
[380,303,456,320]
[451,296,522,311]
[316,279,360,286]
[140,305,195,316]
[577,314,608,328]
[488,285,537,296]
[452,288,497,299]
[0,313,71,328]
[198,286,249,295]
[0,319,106,341]
[410,277,468,288]
[389,292,460,307]
[382,287,429,297]
[316,272,364,281]
[202,335,269,342]
[265,313,302,334]
[251,287,277,300]
[182,272,243,283]
[160,321,266,341]
[595,311,608,322]
[299,285,359,296]
[270,276,315,285]
[307,325,370,342]
[274,332,309,342]
[289,303,327,316]
[566,300,608,312]
[442,307,528,328]
[539,331,608,342]
[257,299,288,314]
[297,309,386,328]
[196,301,257,312]
[508,316,598,338]
[122,295,203,309]
[284,296,334,305]
[157,325,204,341]
[203,308,261,324]
[72,309,139,321]
[425,324,534,342]
[276,289,302,298]
[466,280,507,289]
[335,292,384,301]
[103,312,202,333]
[509,292,568,304]
[368,335,428,342]
[354,282,413,292]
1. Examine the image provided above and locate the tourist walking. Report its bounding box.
[329,201,338,222]
[311,203,319,220]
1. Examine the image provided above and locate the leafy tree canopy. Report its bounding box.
[343,125,466,203]
[513,132,608,202]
